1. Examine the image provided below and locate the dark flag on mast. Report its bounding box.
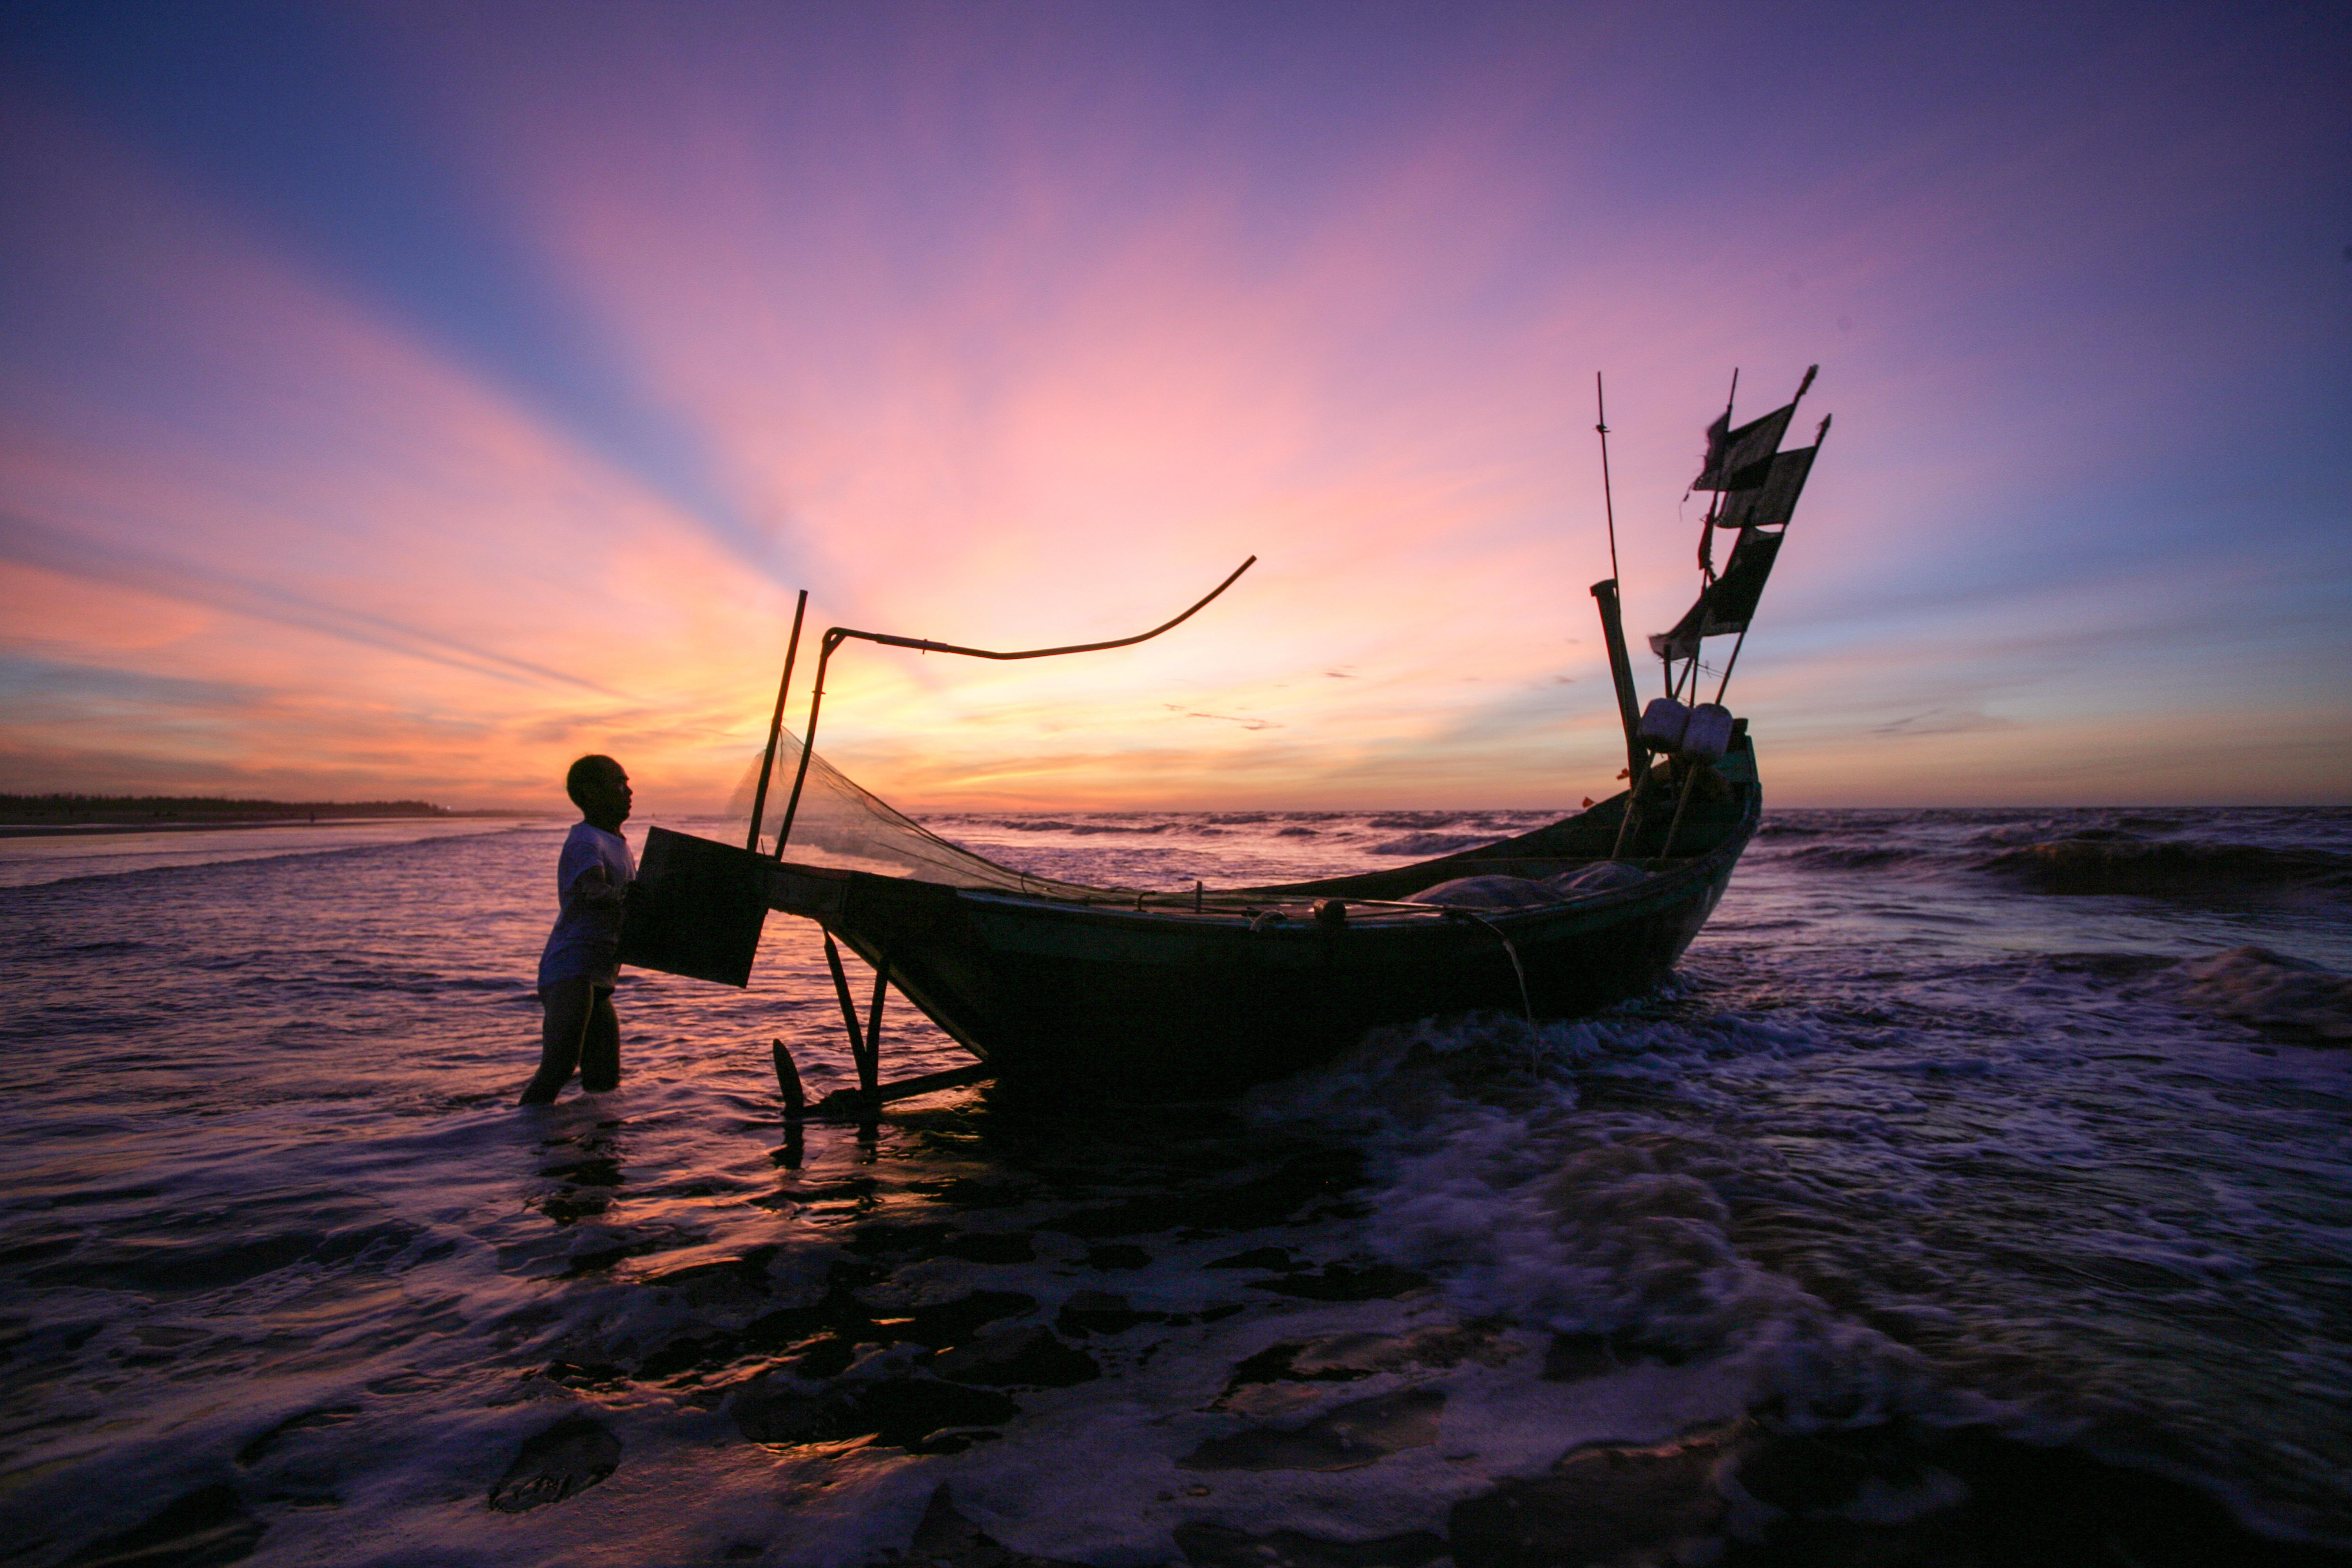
[1693,364,1817,491]
[1652,394,1830,666]
[1711,443,1817,532]
[1694,401,1797,492]
[1650,525,1789,660]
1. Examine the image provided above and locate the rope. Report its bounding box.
[1443,909,1534,1027]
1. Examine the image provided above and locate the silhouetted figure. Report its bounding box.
[519,755,633,1105]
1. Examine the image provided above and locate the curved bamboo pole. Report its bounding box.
[774,556,1256,853]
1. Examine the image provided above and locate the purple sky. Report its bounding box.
[2,1,2347,810]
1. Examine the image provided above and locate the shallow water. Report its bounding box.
[2,806,2348,1565]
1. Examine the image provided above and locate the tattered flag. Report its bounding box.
[1694,401,1796,491]
[1650,526,1789,661]
[1711,444,1817,530]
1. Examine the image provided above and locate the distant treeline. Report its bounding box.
[0,793,452,820]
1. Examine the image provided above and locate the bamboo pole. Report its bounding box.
[745,590,809,853]
[1595,373,1620,586]
[822,933,863,1049]
[775,557,1254,855]
[860,954,889,1105]
[1659,766,1700,859]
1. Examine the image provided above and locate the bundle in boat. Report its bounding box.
[1409,861,1655,910]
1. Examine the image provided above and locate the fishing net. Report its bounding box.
[719,734,1115,898]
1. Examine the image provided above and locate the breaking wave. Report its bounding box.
[1982,836,2352,896]
[2157,946,2352,1044]
[1367,832,1505,857]
[1774,844,1923,870]
[1252,1013,1996,1439]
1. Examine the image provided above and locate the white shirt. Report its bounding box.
[537,822,635,989]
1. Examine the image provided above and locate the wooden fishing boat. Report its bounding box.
[619,369,1824,1100]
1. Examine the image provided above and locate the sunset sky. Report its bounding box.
[3,2,2347,813]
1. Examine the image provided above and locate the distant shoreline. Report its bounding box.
[0,813,543,840]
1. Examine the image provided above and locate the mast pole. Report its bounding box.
[1700,368,1737,584]
[744,590,809,853]
[1710,631,1747,706]
[1595,372,1620,585]
[773,635,837,857]
[1682,367,1740,704]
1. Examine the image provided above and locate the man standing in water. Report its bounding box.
[521,755,634,1105]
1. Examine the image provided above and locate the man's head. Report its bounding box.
[566,754,632,830]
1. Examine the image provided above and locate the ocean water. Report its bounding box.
[2,806,2349,1566]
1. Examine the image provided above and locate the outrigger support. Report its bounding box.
[797,931,996,1121]
[808,1063,994,1120]
[820,932,882,1108]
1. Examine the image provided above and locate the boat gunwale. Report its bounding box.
[779,780,1759,935]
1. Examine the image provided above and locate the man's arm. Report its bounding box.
[566,862,626,909]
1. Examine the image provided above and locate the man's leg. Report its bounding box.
[520,978,593,1105]
[579,988,620,1093]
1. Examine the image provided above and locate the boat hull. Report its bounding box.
[744,749,1759,1095]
